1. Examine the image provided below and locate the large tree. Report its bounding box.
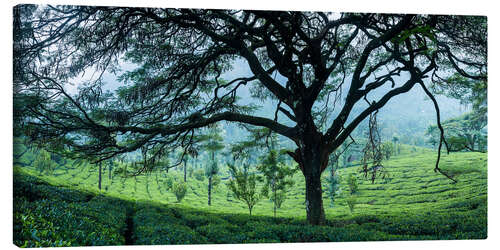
[14,5,487,225]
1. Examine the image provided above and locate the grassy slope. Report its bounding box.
[13,146,487,245]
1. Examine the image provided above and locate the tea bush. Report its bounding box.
[13,171,127,247]
[172,181,188,202]
[132,207,207,245]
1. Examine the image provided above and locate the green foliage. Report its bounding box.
[187,166,194,177]
[133,207,207,245]
[13,172,126,247]
[34,150,54,175]
[346,196,357,213]
[164,175,175,190]
[347,173,359,194]
[193,169,205,181]
[257,146,297,214]
[195,223,247,243]
[211,175,221,189]
[326,171,341,206]
[13,149,487,245]
[381,141,394,160]
[427,111,487,152]
[182,213,228,228]
[433,73,486,112]
[227,163,261,215]
[172,181,188,202]
[205,161,219,178]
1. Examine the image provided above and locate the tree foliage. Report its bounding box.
[257,142,297,216]
[427,112,487,152]
[227,163,261,216]
[172,181,188,202]
[34,149,54,175]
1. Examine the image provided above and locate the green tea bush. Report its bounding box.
[134,223,206,245]
[133,207,207,245]
[134,207,180,226]
[172,181,188,202]
[13,151,488,245]
[182,213,229,228]
[243,222,282,241]
[346,196,357,213]
[193,169,205,181]
[14,170,93,203]
[14,198,126,247]
[196,223,247,243]
[165,175,175,190]
[347,173,358,194]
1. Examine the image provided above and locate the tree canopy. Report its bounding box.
[427,112,487,153]
[13,5,487,225]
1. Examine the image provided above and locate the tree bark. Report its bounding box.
[294,137,328,225]
[304,171,325,225]
[285,125,329,225]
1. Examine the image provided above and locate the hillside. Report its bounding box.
[13,149,487,246]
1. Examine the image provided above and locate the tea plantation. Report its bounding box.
[13,148,487,246]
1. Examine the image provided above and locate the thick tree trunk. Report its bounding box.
[291,138,328,225]
[304,172,325,225]
[208,175,212,206]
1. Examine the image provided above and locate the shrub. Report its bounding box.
[196,223,246,243]
[134,223,206,245]
[212,175,221,189]
[133,208,207,245]
[182,213,228,228]
[193,169,205,181]
[14,198,126,247]
[165,175,175,190]
[172,181,188,202]
[188,166,194,177]
[346,196,357,213]
[347,173,358,194]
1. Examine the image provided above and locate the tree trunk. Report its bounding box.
[273,192,276,218]
[272,181,276,218]
[293,141,328,225]
[304,172,325,225]
[208,175,212,206]
[98,162,102,190]
[109,163,112,180]
[184,160,187,182]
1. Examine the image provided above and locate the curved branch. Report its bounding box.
[418,81,457,183]
[111,112,298,140]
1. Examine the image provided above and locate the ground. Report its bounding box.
[13,145,487,246]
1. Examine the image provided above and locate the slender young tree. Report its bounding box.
[257,136,297,217]
[98,162,102,190]
[14,5,487,224]
[202,124,225,205]
[34,149,53,175]
[108,160,113,180]
[227,162,261,216]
